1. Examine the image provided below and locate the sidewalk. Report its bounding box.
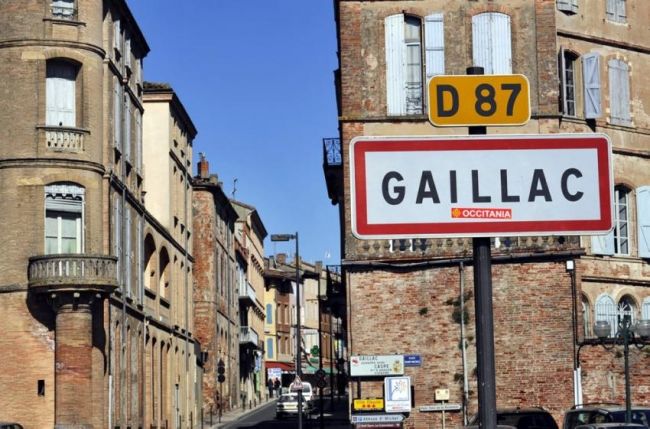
[206,393,351,428]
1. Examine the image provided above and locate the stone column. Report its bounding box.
[53,292,95,429]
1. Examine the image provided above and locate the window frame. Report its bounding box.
[614,186,630,255]
[606,0,627,23]
[45,183,84,254]
[51,0,75,19]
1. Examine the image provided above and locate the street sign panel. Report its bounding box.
[350,134,613,239]
[428,74,530,127]
[350,355,404,377]
[384,376,412,413]
[403,354,421,367]
[353,398,385,411]
[351,414,404,423]
[420,403,462,412]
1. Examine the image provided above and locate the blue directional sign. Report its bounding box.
[404,355,422,367]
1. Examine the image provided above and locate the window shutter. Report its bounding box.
[125,206,132,296]
[636,186,650,258]
[571,0,579,11]
[114,81,122,150]
[113,194,122,286]
[643,298,650,320]
[46,62,76,127]
[609,59,630,125]
[616,0,626,22]
[113,19,121,52]
[124,98,131,162]
[472,13,511,75]
[591,231,615,255]
[385,14,406,115]
[135,109,142,172]
[424,13,444,79]
[582,52,602,119]
[137,215,143,300]
[559,47,568,114]
[557,0,572,12]
[606,0,616,20]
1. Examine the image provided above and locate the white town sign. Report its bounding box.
[350,134,612,239]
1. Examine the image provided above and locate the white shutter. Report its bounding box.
[557,0,572,11]
[114,81,122,150]
[591,231,615,255]
[424,13,444,79]
[571,0,579,11]
[113,19,121,52]
[137,216,143,300]
[606,0,616,20]
[582,52,602,119]
[472,13,511,75]
[124,98,131,162]
[113,194,122,286]
[125,206,132,296]
[135,109,142,172]
[615,0,626,22]
[385,14,406,116]
[643,298,650,320]
[609,59,630,125]
[46,62,76,127]
[636,186,650,258]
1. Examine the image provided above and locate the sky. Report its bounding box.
[128,1,341,265]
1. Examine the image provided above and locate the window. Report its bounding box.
[582,295,591,338]
[45,183,84,254]
[472,12,512,75]
[608,58,631,126]
[114,78,122,150]
[614,186,630,255]
[618,296,636,326]
[266,338,274,359]
[560,50,579,117]
[266,304,273,324]
[557,0,578,13]
[385,13,445,116]
[606,0,626,23]
[642,298,650,320]
[595,294,617,337]
[51,0,74,18]
[592,185,630,256]
[637,186,650,258]
[46,60,77,127]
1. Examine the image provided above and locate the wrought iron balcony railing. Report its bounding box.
[28,254,118,293]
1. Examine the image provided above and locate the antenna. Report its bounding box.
[232,178,238,199]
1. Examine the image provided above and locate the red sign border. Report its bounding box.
[350,134,613,239]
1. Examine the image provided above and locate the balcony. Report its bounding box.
[238,281,257,305]
[239,326,259,347]
[28,254,118,294]
[38,126,89,153]
[322,138,343,204]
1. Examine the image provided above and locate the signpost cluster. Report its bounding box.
[349,68,613,429]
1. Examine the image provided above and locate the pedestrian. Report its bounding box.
[267,378,274,398]
[273,377,281,396]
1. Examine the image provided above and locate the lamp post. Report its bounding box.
[593,317,650,423]
[271,232,302,429]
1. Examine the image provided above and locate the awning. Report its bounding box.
[303,363,337,375]
[265,361,295,372]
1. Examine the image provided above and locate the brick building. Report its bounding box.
[192,155,241,415]
[324,0,650,427]
[0,1,200,428]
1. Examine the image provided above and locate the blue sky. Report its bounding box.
[129,1,341,264]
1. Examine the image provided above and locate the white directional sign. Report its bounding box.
[351,414,405,423]
[350,134,613,239]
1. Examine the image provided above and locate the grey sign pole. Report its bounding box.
[468,66,497,429]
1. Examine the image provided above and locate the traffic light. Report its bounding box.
[217,358,225,384]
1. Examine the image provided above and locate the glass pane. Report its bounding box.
[61,214,78,238]
[61,238,77,253]
[46,237,58,254]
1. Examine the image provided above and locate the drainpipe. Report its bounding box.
[568,260,581,406]
[108,170,114,429]
[460,261,469,425]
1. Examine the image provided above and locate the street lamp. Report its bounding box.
[270,232,302,429]
[593,317,650,423]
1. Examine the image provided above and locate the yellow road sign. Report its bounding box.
[353,398,385,411]
[428,74,530,127]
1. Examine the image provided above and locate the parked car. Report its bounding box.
[575,424,647,429]
[564,405,650,429]
[276,392,313,419]
[0,423,23,429]
[468,407,559,429]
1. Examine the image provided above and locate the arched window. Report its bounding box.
[159,248,170,299]
[45,183,84,254]
[46,59,78,127]
[618,295,637,326]
[595,294,617,337]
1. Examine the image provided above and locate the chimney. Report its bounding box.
[198,152,209,179]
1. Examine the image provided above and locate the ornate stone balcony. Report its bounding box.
[28,254,118,294]
[239,326,259,347]
[38,126,88,152]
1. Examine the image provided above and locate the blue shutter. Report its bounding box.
[424,13,444,79]
[385,14,406,115]
[606,0,616,20]
[582,53,602,119]
[591,231,615,255]
[636,186,650,258]
[46,62,76,127]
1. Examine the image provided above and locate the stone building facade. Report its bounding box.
[325,0,650,427]
[192,155,241,414]
[231,200,267,407]
[0,1,201,428]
